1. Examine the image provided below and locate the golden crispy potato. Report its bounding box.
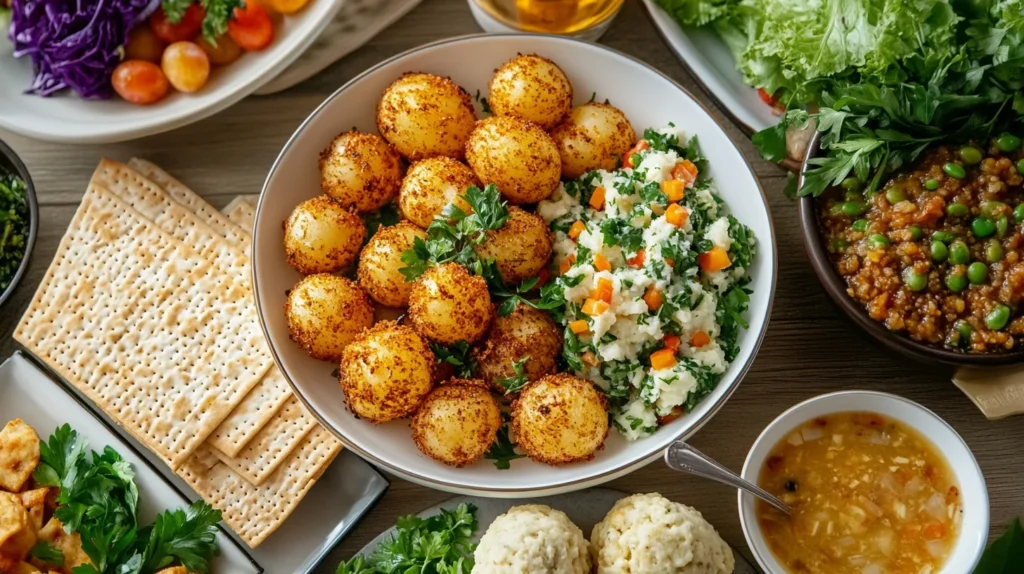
[0,419,38,493]
[9,562,42,574]
[408,263,493,344]
[340,321,435,423]
[489,54,573,130]
[0,493,28,551]
[512,373,608,465]
[473,206,553,284]
[155,567,189,574]
[285,274,374,362]
[283,195,366,275]
[376,73,477,161]
[399,157,479,228]
[319,131,402,212]
[465,115,561,204]
[34,518,91,573]
[411,379,501,467]
[18,489,47,533]
[550,102,636,179]
[474,303,561,391]
[357,221,426,307]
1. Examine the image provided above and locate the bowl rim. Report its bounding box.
[797,131,1024,366]
[737,390,990,574]
[0,138,38,308]
[252,32,780,495]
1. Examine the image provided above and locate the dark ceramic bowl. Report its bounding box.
[797,131,1024,366]
[0,139,38,308]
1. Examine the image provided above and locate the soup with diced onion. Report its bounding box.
[757,412,961,574]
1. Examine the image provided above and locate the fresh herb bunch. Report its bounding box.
[336,504,478,574]
[32,424,221,574]
[0,171,28,292]
[161,0,244,44]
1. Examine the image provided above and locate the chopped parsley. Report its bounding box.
[0,170,29,292]
[430,341,476,378]
[496,356,530,394]
[484,415,525,470]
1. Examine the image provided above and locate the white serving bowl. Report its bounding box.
[0,0,344,144]
[253,33,777,497]
[739,391,989,574]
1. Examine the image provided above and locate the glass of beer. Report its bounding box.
[470,0,624,39]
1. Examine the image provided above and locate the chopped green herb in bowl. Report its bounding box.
[0,166,32,299]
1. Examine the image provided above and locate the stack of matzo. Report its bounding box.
[14,159,341,548]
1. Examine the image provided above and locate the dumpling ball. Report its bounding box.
[283,195,366,274]
[474,303,560,391]
[512,373,608,465]
[488,54,573,130]
[591,493,735,574]
[399,157,479,228]
[408,263,493,345]
[319,131,402,212]
[473,206,552,284]
[465,115,561,204]
[473,505,591,574]
[411,379,501,467]
[285,274,374,362]
[376,73,477,161]
[340,321,435,423]
[550,102,635,179]
[357,221,426,307]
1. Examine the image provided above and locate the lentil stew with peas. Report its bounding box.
[817,136,1024,353]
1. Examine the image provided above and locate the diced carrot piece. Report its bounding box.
[568,220,586,240]
[627,249,646,268]
[698,246,731,272]
[582,298,610,316]
[581,351,600,367]
[643,286,663,311]
[672,160,699,185]
[664,257,675,267]
[569,320,589,334]
[589,186,606,210]
[663,334,681,352]
[650,348,677,370]
[662,179,685,202]
[593,277,614,304]
[536,268,551,288]
[559,253,576,275]
[923,522,947,540]
[666,203,689,228]
[594,253,611,272]
[623,140,650,168]
[690,330,711,348]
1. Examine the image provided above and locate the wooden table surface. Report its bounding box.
[2,0,1022,571]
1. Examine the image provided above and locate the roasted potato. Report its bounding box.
[9,562,43,574]
[376,73,477,161]
[465,115,561,204]
[512,373,608,465]
[411,379,501,467]
[357,221,426,307]
[489,54,572,130]
[474,303,561,391]
[319,131,402,212]
[473,206,553,284]
[340,321,435,422]
[34,518,91,573]
[0,419,38,493]
[285,274,374,362]
[283,195,366,275]
[18,489,47,533]
[399,157,479,228]
[0,493,34,569]
[408,263,494,344]
[550,102,636,179]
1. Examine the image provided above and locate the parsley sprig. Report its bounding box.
[495,357,530,394]
[161,0,244,44]
[484,419,525,470]
[430,341,476,378]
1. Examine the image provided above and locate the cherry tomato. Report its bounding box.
[150,4,206,44]
[112,60,170,105]
[196,34,243,66]
[264,0,310,14]
[757,87,776,106]
[161,41,210,93]
[227,4,274,51]
[125,25,167,63]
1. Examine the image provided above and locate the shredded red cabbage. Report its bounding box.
[9,0,158,98]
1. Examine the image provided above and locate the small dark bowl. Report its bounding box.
[797,131,1024,366]
[0,138,38,308]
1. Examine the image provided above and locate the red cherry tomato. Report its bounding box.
[125,25,167,63]
[150,4,206,44]
[757,87,777,106]
[112,60,170,105]
[227,4,274,51]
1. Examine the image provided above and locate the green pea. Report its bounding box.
[946,202,969,217]
[830,238,850,252]
[997,134,1021,152]
[997,215,1009,238]
[932,231,956,243]
[902,267,928,291]
[956,320,973,343]
[972,216,997,238]
[885,186,907,205]
[930,240,949,262]
[944,163,967,179]
[968,262,989,284]
[980,201,1007,218]
[986,239,1004,262]
[959,146,983,165]
[985,304,1011,330]
[909,225,923,241]
[1017,158,1024,175]
[949,241,971,264]
[924,178,940,190]
[868,234,890,249]
[841,177,862,192]
[945,270,968,292]
[1014,204,1024,223]
[845,190,863,201]
[841,201,866,217]
[852,219,868,232]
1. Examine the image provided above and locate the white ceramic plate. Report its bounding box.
[0,0,345,144]
[641,0,776,134]
[253,33,777,497]
[0,351,260,573]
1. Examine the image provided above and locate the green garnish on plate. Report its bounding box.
[0,170,29,292]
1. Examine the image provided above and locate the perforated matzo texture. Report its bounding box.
[14,186,271,468]
[224,199,256,233]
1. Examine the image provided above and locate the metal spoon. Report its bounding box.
[664,440,792,516]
